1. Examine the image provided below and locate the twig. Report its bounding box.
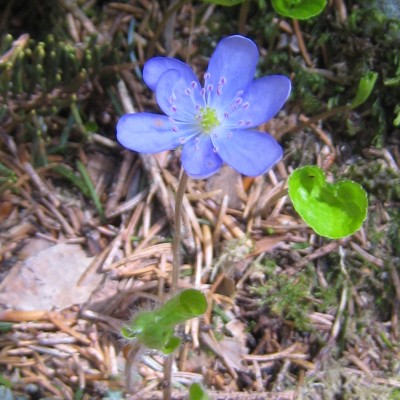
[281,105,349,136]
[105,151,135,216]
[41,198,76,237]
[146,0,191,58]
[202,224,213,271]
[290,239,348,271]
[292,19,313,67]
[58,0,102,40]
[244,344,308,362]
[334,0,348,24]
[134,216,168,251]
[0,310,47,322]
[123,202,146,255]
[298,114,337,167]
[350,242,384,268]
[213,194,229,246]
[163,0,179,54]
[346,353,373,377]
[23,162,60,208]
[106,189,149,219]
[47,312,91,346]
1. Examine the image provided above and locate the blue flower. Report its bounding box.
[117,35,291,179]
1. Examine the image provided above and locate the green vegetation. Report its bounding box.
[288,165,368,238]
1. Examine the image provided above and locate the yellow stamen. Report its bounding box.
[200,107,219,133]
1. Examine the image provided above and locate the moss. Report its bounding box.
[345,158,400,203]
[252,259,313,331]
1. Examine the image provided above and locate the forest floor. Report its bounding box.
[0,1,399,399]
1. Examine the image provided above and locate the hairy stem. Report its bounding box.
[163,169,189,400]
[171,169,189,295]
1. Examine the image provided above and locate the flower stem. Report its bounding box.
[163,169,189,400]
[171,169,189,295]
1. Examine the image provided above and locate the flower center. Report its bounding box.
[199,107,219,133]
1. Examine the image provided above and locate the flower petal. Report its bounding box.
[181,135,223,179]
[223,75,291,128]
[211,129,283,176]
[144,57,200,91]
[156,69,204,121]
[206,35,258,110]
[116,113,193,153]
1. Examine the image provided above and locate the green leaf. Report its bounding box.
[122,290,207,354]
[141,325,175,351]
[51,164,90,197]
[123,310,175,351]
[271,0,327,19]
[350,71,378,109]
[203,0,245,5]
[74,388,84,400]
[122,311,157,338]
[393,105,400,127]
[155,289,208,327]
[0,322,13,333]
[189,383,210,400]
[288,166,368,239]
[162,336,181,354]
[76,161,105,222]
[0,163,17,180]
[0,374,12,388]
[84,120,98,133]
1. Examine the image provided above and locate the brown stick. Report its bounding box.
[292,19,313,67]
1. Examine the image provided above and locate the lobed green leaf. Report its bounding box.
[271,0,327,19]
[288,166,368,239]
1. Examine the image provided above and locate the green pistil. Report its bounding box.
[200,107,219,133]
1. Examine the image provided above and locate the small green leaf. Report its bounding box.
[128,315,175,351]
[393,105,400,127]
[0,374,13,388]
[350,71,378,109]
[122,311,159,342]
[121,326,137,339]
[189,383,210,400]
[76,161,105,222]
[140,325,174,351]
[74,388,84,400]
[271,0,327,19]
[156,289,207,327]
[122,290,207,354]
[0,322,13,333]
[162,336,181,354]
[51,164,90,197]
[203,0,245,5]
[84,120,98,133]
[288,166,368,239]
